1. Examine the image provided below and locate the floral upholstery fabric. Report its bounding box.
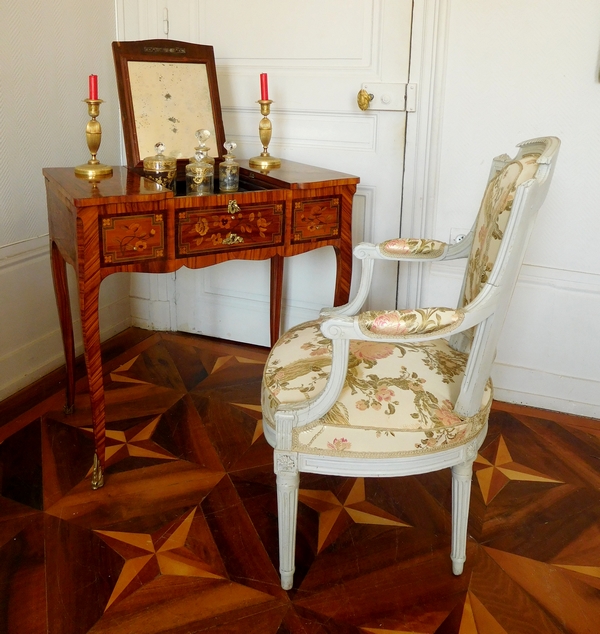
[262,319,492,458]
[379,238,446,259]
[358,307,464,339]
[462,154,540,307]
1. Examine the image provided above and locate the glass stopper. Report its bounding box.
[191,129,214,164]
[223,141,237,157]
[195,129,210,147]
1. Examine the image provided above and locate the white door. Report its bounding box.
[118,0,414,345]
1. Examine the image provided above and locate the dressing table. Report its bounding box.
[44,40,358,488]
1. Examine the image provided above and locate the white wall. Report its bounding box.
[419,0,600,416]
[0,1,130,402]
[3,0,600,420]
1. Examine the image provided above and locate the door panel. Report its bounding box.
[118,0,413,345]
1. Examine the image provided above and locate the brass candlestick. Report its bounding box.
[74,99,113,178]
[249,100,281,170]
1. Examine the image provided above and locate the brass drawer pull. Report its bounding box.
[223,232,244,245]
[227,200,240,215]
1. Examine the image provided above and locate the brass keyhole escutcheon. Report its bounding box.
[357,88,374,111]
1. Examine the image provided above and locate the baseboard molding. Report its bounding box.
[130,272,177,331]
[492,362,600,419]
[0,240,132,402]
[0,308,131,403]
[425,260,600,418]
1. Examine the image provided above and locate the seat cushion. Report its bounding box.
[262,319,492,457]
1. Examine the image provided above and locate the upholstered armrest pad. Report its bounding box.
[378,238,448,259]
[357,307,465,339]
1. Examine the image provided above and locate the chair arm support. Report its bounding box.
[321,256,374,317]
[273,337,351,431]
[320,234,473,319]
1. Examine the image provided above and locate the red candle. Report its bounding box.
[88,74,98,100]
[260,73,268,101]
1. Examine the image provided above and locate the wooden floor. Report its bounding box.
[1,328,599,634]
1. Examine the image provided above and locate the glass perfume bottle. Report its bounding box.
[186,148,214,196]
[190,129,215,166]
[219,141,239,192]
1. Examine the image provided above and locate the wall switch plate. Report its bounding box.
[450,228,470,244]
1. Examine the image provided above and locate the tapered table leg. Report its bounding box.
[50,241,76,413]
[79,279,105,489]
[270,255,284,346]
[333,244,352,307]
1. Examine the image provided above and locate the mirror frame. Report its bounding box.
[112,39,226,169]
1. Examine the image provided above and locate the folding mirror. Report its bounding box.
[112,39,226,169]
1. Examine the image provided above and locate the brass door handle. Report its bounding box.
[357,88,374,111]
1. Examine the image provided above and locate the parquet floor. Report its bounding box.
[1,328,600,633]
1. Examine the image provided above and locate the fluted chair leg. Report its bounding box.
[275,453,300,590]
[451,460,474,575]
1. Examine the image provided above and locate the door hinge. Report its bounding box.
[360,83,417,112]
[163,8,169,36]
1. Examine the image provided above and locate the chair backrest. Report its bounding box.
[452,137,560,416]
[460,153,540,309]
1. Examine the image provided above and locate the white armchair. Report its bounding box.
[261,136,560,590]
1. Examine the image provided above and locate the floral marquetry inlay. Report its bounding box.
[177,203,283,256]
[100,214,165,265]
[293,197,340,242]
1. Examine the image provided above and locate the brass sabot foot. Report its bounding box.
[91,453,105,489]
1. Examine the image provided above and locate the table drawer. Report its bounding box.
[177,200,283,256]
[292,196,340,243]
[100,213,165,265]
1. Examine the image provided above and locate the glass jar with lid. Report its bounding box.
[219,141,240,192]
[142,142,177,190]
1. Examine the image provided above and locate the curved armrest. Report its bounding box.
[360,234,473,263]
[379,237,449,260]
[321,234,473,319]
[321,285,497,344]
[358,307,465,338]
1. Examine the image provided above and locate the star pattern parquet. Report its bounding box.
[1,328,599,633]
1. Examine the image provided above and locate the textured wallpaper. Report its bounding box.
[0,0,121,250]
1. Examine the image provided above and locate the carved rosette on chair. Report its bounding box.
[261,136,561,590]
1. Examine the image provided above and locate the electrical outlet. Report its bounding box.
[450,228,470,244]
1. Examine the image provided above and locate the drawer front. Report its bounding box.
[292,197,340,243]
[177,201,283,256]
[100,213,165,265]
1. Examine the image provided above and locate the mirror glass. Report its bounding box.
[112,40,226,168]
[128,61,217,161]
